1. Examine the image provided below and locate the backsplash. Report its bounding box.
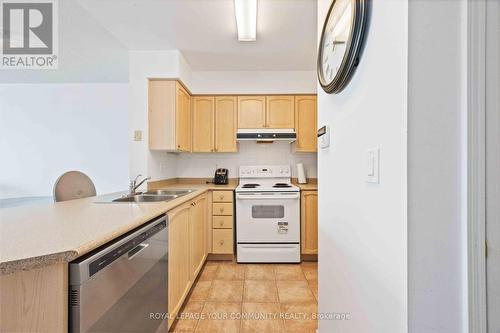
[175,141,317,179]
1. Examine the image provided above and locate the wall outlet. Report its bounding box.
[134,130,143,141]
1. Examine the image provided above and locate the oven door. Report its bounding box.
[236,191,300,243]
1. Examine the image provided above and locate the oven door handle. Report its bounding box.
[236,193,300,200]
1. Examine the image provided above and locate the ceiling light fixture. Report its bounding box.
[234,0,257,41]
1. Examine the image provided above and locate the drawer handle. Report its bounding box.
[219,195,224,200]
[219,208,224,213]
[219,221,224,226]
[219,240,224,245]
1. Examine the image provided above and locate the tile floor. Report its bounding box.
[169,260,318,333]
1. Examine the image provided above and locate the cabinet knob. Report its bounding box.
[219,208,224,213]
[219,240,224,245]
[219,221,224,226]
[219,195,224,200]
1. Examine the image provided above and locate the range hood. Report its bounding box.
[236,128,296,143]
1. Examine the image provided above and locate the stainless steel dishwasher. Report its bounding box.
[69,215,168,333]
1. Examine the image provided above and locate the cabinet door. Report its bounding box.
[192,97,215,152]
[295,96,317,152]
[167,203,191,326]
[301,191,318,254]
[190,194,207,278]
[266,96,295,128]
[175,83,191,152]
[148,80,176,150]
[237,96,266,128]
[215,96,238,152]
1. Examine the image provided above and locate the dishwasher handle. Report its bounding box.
[128,243,149,260]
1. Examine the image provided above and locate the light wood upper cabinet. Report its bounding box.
[192,97,215,152]
[295,95,317,152]
[301,190,318,254]
[266,96,295,128]
[175,83,191,152]
[238,96,266,128]
[148,80,191,152]
[215,96,238,152]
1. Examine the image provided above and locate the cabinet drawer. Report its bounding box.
[212,191,233,203]
[212,229,233,254]
[213,216,233,229]
[213,203,233,216]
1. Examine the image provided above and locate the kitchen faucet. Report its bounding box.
[129,174,151,195]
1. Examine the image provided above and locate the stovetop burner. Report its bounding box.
[242,183,261,188]
[273,183,292,188]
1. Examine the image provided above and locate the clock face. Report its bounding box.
[320,0,353,84]
[317,0,368,94]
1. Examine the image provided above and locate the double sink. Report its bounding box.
[107,189,194,203]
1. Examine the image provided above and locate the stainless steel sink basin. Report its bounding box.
[112,194,178,203]
[94,189,195,204]
[144,189,194,196]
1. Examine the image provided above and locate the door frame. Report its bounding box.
[467,0,487,332]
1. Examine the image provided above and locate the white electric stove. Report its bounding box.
[236,165,300,263]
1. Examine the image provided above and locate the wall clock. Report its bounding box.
[317,0,369,94]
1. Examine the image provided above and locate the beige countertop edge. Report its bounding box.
[0,185,229,276]
[0,251,78,275]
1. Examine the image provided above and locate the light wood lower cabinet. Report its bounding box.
[211,190,234,254]
[212,229,234,254]
[167,203,191,328]
[301,190,318,254]
[0,262,68,332]
[212,202,233,216]
[167,193,208,329]
[190,194,208,278]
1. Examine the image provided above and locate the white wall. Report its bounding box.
[190,71,317,94]
[485,1,500,331]
[0,1,128,83]
[176,142,317,179]
[0,84,129,199]
[317,1,408,332]
[407,1,468,332]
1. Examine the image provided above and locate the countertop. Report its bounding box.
[0,181,238,275]
[292,179,318,191]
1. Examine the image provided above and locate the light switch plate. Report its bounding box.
[366,148,380,184]
[134,130,143,141]
[318,125,330,149]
